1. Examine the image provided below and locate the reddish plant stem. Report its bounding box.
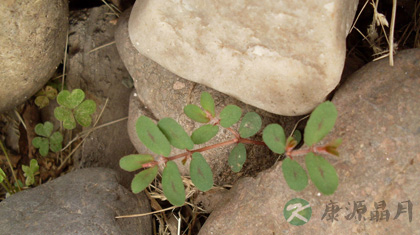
[287,145,330,158]
[167,139,238,161]
[141,123,333,169]
[238,138,265,146]
[226,127,240,139]
[142,138,238,168]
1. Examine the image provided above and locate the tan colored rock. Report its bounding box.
[0,0,68,112]
[198,49,420,234]
[128,0,358,116]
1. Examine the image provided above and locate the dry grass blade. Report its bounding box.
[349,0,370,33]
[62,29,69,91]
[88,41,116,54]
[61,116,128,151]
[13,109,26,131]
[389,0,397,66]
[101,0,121,17]
[289,114,309,139]
[116,205,180,219]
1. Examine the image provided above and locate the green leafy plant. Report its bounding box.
[261,101,341,195]
[0,87,97,199]
[32,121,63,157]
[54,89,96,130]
[120,92,342,206]
[22,159,40,186]
[0,140,22,195]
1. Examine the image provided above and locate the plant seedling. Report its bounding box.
[22,159,39,186]
[32,121,63,157]
[35,85,58,109]
[54,89,96,130]
[120,92,342,206]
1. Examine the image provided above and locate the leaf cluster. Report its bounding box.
[121,92,342,206]
[35,86,58,109]
[54,89,96,130]
[32,121,63,157]
[22,159,39,186]
[263,102,340,194]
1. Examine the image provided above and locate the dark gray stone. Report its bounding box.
[0,168,152,235]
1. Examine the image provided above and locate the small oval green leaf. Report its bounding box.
[282,158,308,191]
[131,166,158,194]
[239,112,262,138]
[304,101,337,146]
[136,116,171,157]
[184,104,209,123]
[200,92,215,117]
[219,105,242,128]
[120,154,154,172]
[292,130,302,144]
[305,152,338,195]
[262,124,286,154]
[158,118,194,150]
[162,161,186,206]
[191,125,219,144]
[228,143,247,172]
[190,152,213,192]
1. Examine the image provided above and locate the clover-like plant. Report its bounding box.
[35,85,58,109]
[32,121,63,157]
[22,159,39,186]
[54,89,96,130]
[120,92,342,206]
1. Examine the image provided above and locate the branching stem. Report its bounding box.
[140,121,334,169]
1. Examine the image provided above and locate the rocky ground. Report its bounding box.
[0,0,419,234]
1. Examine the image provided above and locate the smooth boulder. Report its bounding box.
[128,0,358,116]
[0,0,68,112]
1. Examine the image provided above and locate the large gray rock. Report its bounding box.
[128,0,358,116]
[0,0,68,112]
[198,49,420,234]
[117,9,302,186]
[0,168,152,235]
[65,6,136,188]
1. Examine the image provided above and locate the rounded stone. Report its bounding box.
[198,49,420,234]
[0,0,68,112]
[128,0,359,116]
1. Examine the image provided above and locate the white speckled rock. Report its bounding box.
[128,0,358,116]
